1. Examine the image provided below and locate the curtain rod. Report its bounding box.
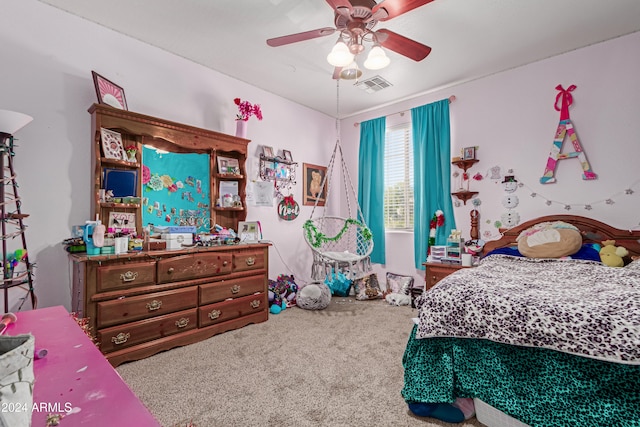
[353,95,456,127]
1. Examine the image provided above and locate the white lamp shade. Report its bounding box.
[327,41,355,67]
[0,110,33,135]
[364,46,390,70]
[339,62,362,80]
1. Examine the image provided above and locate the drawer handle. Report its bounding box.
[167,267,174,274]
[432,276,437,282]
[245,257,255,266]
[112,332,130,345]
[208,309,221,320]
[250,299,261,309]
[146,300,163,311]
[222,260,229,267]
[230,284,241,294]
[120,271,138,282]
[175,318,189,328]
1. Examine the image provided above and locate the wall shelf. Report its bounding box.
[451,158,479,204]
[451,190,479,205]
[259,154,297,194]
[451,159,479,172]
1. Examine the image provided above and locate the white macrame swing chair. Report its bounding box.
[303,81,374,281]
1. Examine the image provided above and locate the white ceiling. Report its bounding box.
[38,0,640,118]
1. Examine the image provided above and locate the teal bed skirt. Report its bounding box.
[402,326,640,427]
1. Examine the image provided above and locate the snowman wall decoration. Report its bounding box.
[500,175,520,227]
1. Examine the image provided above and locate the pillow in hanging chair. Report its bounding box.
[297,282,331,310]
[322,251,362,262]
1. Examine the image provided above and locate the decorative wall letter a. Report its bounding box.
[540,84,597,184]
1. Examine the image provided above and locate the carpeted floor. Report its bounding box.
[117,297,486,427]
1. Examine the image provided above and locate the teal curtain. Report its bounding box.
[411,99,455,269]
[358,117,386,264]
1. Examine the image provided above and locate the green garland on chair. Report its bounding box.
[303,219,372,249]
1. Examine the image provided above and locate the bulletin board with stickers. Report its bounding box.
[141,145,211,233]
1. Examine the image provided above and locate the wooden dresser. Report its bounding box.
[70,244,269,367]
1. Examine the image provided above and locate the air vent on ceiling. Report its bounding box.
[355,75,393,93]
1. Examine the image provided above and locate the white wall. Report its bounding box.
[342,31,640,287]
[0,0,337,311]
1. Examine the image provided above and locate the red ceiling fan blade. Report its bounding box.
[267,27,336,47]
[326,0,353,14]
[376,29,432,61]
[372,0,434,21]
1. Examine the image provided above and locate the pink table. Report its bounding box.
[7,305,160,426]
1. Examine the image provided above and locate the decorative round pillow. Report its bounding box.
[516,221,582,258]
[296,282,331,310]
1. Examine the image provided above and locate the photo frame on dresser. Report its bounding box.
[217,156,240,175]
[100,128,126,160]
[238,221,261,243]
[92,71,128,110]
[103,168,138,197]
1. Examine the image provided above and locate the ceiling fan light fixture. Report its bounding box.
[327,40,355,67]
[363,45,390,70]
[339,61,362,80]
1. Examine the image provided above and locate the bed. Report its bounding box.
[402,215,640,426]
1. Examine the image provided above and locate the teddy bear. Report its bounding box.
[599,240,629,267]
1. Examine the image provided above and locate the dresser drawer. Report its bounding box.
[233,250,265,272]
[199,292,267,328]
[157,252,233,284]
[98,308,197,353]
[199,275,265,305]
[97,287,198,328]
[97,261,156,292]
[425,263,470,291]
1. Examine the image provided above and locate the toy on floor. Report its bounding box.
[599,240,629,267]
[324,268,352,297]
[385,292,411,306]
[296,282,331,310]
[268,274,298,314]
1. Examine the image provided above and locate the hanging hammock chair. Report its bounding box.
[303,81,374,281]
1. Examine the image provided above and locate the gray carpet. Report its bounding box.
[117,297,486,427]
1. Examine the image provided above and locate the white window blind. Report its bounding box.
[384,123,414,229]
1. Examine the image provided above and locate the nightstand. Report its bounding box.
[416,262,474,301]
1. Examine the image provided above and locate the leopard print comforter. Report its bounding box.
[415,255,640,364]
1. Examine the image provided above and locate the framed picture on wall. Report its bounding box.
[282,150,293,162]
[302,163,327,206]
[92,71,128,110]
[463,146,476,160]
[262,146,274,158]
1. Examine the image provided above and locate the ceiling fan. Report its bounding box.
[267,0,435,79]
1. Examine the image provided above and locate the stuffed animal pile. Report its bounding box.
[268,274,298,314]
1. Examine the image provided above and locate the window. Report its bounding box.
[384,123,413,229]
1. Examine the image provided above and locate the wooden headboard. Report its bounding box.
[483,215,640,257]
